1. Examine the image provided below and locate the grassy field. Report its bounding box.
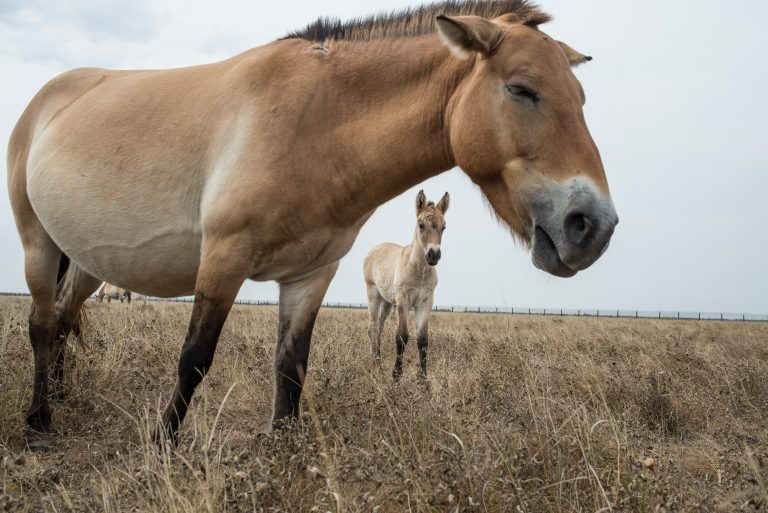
[1,296,767,512]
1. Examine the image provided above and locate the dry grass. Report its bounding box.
[1,296,768,512]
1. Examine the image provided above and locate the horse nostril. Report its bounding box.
[564,212,596,247]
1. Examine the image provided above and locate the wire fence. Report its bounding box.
[1,291,765,323]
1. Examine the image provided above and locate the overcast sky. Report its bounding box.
[1,1,766,313]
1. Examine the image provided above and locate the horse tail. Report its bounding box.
[55,253,90,350]
[56,253,69,285]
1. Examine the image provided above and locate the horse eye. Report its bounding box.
[419,223,425,230]
[506,84,540,105]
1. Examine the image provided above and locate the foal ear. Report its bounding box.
[436,15,503,59]
[415,189,427,214]
[437,192,450,214]
[557,41,593,67]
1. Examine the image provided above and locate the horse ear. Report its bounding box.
[557,41,592,67]
[415,190,426,213]
[436,15,502,59]
[437,192,450,214]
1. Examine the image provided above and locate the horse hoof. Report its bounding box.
[25,438,54,452]
[26,408,53,435]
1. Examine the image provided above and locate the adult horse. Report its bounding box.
[8,0,618,440]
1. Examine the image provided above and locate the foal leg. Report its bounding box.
[158,240,248,443]
[392,298,409,381]
[366,284,382,364]
[50,263,101,396]
[413,300,432,378]
[272,261,339,428]
[377,300,393,358]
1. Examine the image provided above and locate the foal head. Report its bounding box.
[414,190,449,266]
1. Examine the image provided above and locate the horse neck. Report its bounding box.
[296,36,469,223]
[406,227,429,270]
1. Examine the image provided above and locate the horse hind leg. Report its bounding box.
[20,230,61,433]
[376,300,393,365]
[365,284,384,364]
[50,260,102,396]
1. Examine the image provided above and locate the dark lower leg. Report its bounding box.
[393,332,408,381]
[159,292,231,442]
[272,312,317,425]
[417,333,428,377]
[27,317,56,432]
[49,268,101,395]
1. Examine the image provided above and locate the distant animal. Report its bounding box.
[364,190,449,380]
[8,0,618,441]
[97,283,131,303]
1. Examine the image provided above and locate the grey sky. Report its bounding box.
[1,1,766,313]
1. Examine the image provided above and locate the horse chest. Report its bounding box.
[396,271,437,307]
[248,220,366,282]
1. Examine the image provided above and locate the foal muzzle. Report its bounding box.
[425,248,441,266]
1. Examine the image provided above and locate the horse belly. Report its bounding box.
[27,156,202,297]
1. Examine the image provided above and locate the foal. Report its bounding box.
[364,190,449,380]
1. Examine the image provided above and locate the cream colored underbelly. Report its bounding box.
[26,162,203,297]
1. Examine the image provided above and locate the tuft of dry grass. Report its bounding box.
[1,296,768,512]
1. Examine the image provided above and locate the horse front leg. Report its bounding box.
[158,238,248,444]
[392,298,409,382]
[272,261,339,429]
[414,299,432,378]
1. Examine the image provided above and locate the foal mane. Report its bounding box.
[284,0,551,42]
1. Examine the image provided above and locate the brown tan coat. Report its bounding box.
[8,1,617,439]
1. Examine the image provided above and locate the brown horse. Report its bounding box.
[8,0,618,440]
[364,190,449,380]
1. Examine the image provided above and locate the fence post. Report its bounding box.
[636,310,638,318]
[677,312,680,320]
[698,312,701,320]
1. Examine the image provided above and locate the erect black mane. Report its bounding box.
[283,0,550,42]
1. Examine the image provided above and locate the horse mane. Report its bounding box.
[283,0,551,42]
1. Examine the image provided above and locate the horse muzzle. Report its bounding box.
[529,177,618,277]
[425,248,441,266]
